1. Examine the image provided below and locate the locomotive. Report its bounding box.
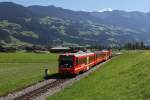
[58,50,112,76]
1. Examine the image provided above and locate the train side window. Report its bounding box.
[89,56,94,63]
[77,57,87,65]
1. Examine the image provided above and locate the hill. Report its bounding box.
[1,2,150,46]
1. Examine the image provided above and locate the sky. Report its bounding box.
[0,0,150,12]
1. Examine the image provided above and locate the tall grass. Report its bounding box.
[48,51,150,100]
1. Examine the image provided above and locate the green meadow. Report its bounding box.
[48,51,150,100]
[0,52,58,96]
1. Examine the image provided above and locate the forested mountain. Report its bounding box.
[1,2,150,46]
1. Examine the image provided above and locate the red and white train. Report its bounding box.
[58,50,112,76]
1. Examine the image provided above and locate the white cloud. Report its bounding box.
[98,8,113,12]
[80,9,89,12]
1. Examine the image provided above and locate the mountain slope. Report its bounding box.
[0,2,34,19]
[0,2,150,46]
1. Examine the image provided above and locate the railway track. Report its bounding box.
[14,79,68,100]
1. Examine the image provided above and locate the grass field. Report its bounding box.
[0,52,58,96]
[48,51,150,100]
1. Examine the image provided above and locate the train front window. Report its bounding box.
[59,56,74,68]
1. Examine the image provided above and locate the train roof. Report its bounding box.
[60,50,111,57]
[60,51,95,57]
[95,50,109,53]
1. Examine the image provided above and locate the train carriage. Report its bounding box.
[59,52,95,75]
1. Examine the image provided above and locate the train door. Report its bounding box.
[86,56,89,70]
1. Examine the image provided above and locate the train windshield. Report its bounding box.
[59,56,74,68]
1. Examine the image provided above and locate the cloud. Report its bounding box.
[98,8,113,12]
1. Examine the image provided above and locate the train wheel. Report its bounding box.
[60,74,65,79]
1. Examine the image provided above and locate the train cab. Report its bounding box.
[59,54,75,75]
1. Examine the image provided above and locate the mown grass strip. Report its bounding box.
[0,52,58,96]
